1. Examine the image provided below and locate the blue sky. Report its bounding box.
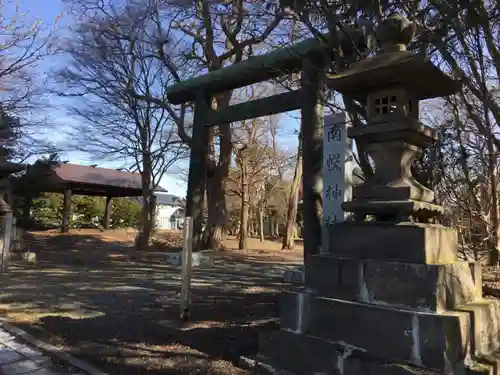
[6,0,189,196]
[7,0,301,197]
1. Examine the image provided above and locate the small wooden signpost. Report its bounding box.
[180,216,193,321]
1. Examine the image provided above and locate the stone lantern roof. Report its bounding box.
[327,15,461,102]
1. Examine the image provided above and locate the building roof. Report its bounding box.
[17,163,164,197]
[53,164,143,190]
[155,192,185,207]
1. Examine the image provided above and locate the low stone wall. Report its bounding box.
[165,251,214,267]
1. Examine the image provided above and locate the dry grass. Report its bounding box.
[28,228,304,263]
[30,227,139,243]
[151,230,303,263]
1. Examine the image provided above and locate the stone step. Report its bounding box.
[465,352,500,375]
[257,329,445,375]
[305,255,481,312]
[280,290,472,371]
[258,329,343,374]
[256,329,497,375]
[456,299,500,357]
[466,362,495,375]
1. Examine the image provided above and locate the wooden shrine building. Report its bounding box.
[17,163,144,232]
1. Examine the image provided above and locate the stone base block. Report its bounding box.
[328,222,457,264]
[456,299,500,356]
[305,256,481,312]
[342,200,444,221]
[353,184,434,203]
[280,290,471,370]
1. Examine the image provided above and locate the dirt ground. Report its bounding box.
[0,229,303,375]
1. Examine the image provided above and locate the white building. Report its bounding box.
[154,192,185,230]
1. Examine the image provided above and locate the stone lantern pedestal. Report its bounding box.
[254,15,500,375]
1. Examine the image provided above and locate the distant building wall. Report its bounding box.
[156,205,184,230]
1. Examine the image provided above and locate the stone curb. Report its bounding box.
[238,355,293,375]
[0,319,110,375]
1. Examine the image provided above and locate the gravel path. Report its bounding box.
[0,232,301,375]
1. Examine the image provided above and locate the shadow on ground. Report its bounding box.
[1,233,301,375]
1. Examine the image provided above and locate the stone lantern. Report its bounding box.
[255,14,500,375]
[327,14,461,223]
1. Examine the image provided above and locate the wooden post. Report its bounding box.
[184,92,211,253]
[300,53,326,259]
[104,196,112,230]
[61,188,72,233]
[180,216,193,321]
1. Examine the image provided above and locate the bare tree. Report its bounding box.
[128,0,290,250]
[282,130,302,249]
[428,1,500,265]
[0,1,58,162]
[228,97,276,248]
[57,1,187,249]
[257,116,291,241]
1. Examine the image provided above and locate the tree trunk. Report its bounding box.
[283,133,303,250]
[203,169,227,250]
[239,175,249,249]
[259,208,265,242]
[487,131,499,266]
[239,202,249,249]
[61,188,72,233]
[137,157,153,251]
[149,194,157,232]
[274,220,280,237]
[248,204,254,237]
[203,94,232,250]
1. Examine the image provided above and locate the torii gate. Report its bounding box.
[166,37,335,258]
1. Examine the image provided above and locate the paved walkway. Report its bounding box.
[0,325,86,375]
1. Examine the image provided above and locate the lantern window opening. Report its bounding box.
[374,95,398,115]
